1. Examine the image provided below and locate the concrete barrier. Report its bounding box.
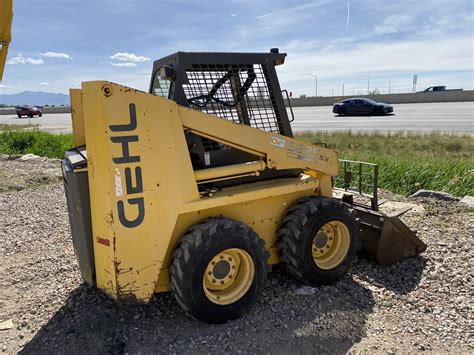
[288,90,474,107]
[1,90,473,114]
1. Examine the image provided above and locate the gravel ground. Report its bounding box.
[0,157,472,354]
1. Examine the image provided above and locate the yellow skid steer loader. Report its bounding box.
[0,0,13,81]
[62,49,426,323]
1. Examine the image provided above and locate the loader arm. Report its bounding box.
[0,0,13,82]
[180,105,339,176]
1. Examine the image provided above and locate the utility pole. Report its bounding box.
[413,75,418,93]
[301,73,317,97]
[362,75,370,95]
[388,79,391,94]
[342,84,345,96]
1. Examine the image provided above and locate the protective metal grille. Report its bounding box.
[182,64,283,134]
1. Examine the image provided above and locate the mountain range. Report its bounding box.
[0,91,70,106]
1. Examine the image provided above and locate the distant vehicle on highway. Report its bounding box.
[421,86,463,92]
[333,98,393,116]
[16,106,43,118]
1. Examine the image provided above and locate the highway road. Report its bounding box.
[1,102,473,134]
[289,102,473,133]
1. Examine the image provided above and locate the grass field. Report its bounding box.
[0,130,472,197]
[297,132,473,197]
[0,129,72,159]
[0,123,39,131]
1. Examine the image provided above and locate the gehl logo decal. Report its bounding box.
[109,103,145,228]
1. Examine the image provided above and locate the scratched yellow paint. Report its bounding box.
[75,81,337,302]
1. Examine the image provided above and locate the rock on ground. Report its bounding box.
[0,159,473,354]
[409,189,459,202]
[460,196,474,208]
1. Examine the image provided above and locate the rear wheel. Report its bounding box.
[38,113,42,117]
[17,114,21,118]
[338,108,347,116]
[278,197,360,285]
[170,218,270,323]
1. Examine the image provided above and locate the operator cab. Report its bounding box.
[149,49,298,187]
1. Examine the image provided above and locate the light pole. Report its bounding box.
[301,73,317,97]
[389,79,391,94]
[362,75,369,95]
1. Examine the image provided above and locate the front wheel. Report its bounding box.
[17,114,21,118]
[38,113,43,117]
[170,218,270,323]
[278,197,360,285]
[338,108,347,116]
[374,107,384,116]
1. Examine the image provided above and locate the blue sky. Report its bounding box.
[1,0,473,96]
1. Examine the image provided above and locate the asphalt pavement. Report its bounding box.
[289,102,473,133]
[1,102,473,134]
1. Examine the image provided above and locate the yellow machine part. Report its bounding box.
[72,81,339,303]
[0,0,13,81]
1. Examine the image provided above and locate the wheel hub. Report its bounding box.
[203,248,255,305]
[212,260,231,279]
[312,221,350,270]
[314,232,329,249]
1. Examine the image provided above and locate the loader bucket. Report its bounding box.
[352,204,427,265]
[335,159,426,265]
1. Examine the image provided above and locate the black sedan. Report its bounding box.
[333,98,393,116]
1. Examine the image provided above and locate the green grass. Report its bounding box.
[0,123,39,131]
[0,130,472,197]
[296,132,474,197]
[0,130,72,159]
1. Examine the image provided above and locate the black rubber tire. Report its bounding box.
[169,218,271,324]
[338,108,347,116]
[39,113,42,117]
[278,197,361,285]
[28,113,33,118]
[374,107,383,116]
[17,114,21,118]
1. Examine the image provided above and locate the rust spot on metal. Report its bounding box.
[136,263,155,275]
[96,236,110,246]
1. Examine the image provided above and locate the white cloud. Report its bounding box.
[110,52,150,62]
[7,55,44,65]
[40,82,51,87]
[236,1,331,39]
[279,35,474,95]
[374,14,414,35]
[112,62,137,67]
[0,84,12,88]
[41,51,73,59]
